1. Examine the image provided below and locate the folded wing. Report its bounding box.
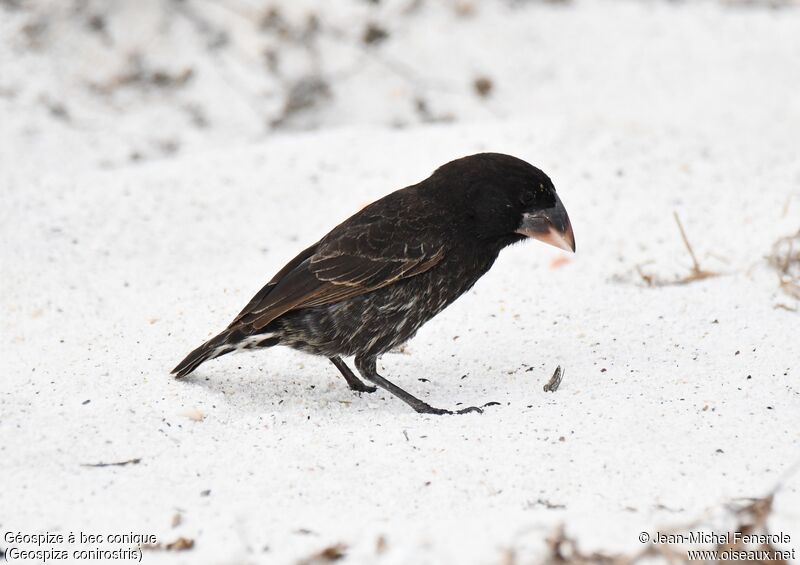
[229,191,446,331]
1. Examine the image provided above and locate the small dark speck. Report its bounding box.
[460,374,468,379]
[735,350,740,355]
[82,399,91,405]
[716,448,724,453]
[473,76,493,98]
[766,406,774,410]
[418,378,429,383]
[87,14,106,33]
[600,368,607,373]
[200,489,211,496]
[363,23,389,46]
[746,375,752,380]
[711,319,719,324]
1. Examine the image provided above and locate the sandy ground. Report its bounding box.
[2,2,800,564]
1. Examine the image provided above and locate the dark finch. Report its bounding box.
[172,153,575,414]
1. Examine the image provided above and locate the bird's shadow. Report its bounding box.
[173,359,400,415]
[170,356,495,415]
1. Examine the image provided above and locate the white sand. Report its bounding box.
[2,2,799,564]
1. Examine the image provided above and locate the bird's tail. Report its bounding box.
[171,328,242,379]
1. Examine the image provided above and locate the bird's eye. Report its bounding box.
[521,190,535,204]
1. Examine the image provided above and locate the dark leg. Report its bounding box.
[329,357,376,393]
[354,355,492,415]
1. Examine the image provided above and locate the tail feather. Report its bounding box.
[171,328,240,379]
[171,328,279,378]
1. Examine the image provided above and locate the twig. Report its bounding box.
[673,212,718,283]
[769,230,800,302]
[782,238,793,272]
[635,265,654,287]
[81,458,141,468]
[634,213,719,287]
[673,212,701,273]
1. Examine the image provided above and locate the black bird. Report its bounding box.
[172,153,575,414]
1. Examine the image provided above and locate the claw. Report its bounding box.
[416,400,501,415]
[416,404,453,415]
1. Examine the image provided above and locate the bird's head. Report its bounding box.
[433,153,575,252]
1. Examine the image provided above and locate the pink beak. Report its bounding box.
[515,194,575,252]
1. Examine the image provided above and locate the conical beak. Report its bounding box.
[515,194,575,252]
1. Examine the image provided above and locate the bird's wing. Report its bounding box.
[228,243,318,326]
[229,192,446,331]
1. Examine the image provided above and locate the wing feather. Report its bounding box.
[229,190,447,331]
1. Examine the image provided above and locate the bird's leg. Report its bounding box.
[329,357,377,393]
[354,356,488,415]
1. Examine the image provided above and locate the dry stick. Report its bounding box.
[666,212,717,283]
[81,458,141,468]
[771,230,800,301]
[673,211,701,273]
[636,213,719,287]
[635,264,654,287]
[783,238,794,273]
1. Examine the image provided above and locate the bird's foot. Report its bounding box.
[350,382,378,393]
[330,357,378,393]
[414,403,454,415]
